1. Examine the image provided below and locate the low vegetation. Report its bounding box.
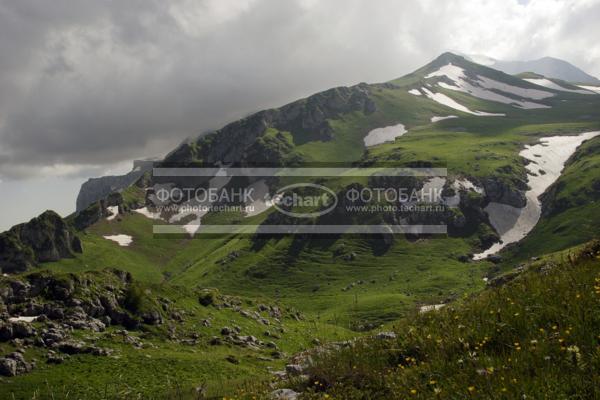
[274,240,600,399]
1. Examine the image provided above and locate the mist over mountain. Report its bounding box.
[463,54,600,84]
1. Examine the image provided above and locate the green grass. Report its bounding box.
[0,269,355,399]
[276,240,600,399]
[47,202,492,330]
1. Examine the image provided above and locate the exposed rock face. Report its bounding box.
[72,192,124,231]
[482,177,527,208]
[76,160,153,211]
[0,211,82,274]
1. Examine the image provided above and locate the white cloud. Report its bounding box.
[0,0,598,181]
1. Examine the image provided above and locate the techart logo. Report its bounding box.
[271,183,338,218]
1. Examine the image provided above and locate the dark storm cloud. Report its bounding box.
[0,0,598,179]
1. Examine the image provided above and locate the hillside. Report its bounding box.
[0,268,353,398]
[1,52,600,398]
[262,239,600,399]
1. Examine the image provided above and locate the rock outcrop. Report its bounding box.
[0,268,163,378]
[0,211,82,274]
[163,83,376,167]
[76,160,153,211]
[0,352,34,376]
[0,269,165,332]
[72,192,124,231]
[482,176,527,208]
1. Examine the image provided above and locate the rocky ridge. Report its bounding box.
[76,160,153,211]
[0,211,82,274]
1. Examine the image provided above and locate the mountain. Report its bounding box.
[462,53,600,85]
[76,159,154,211]
[0,210,82,274]
[1,52,600,398]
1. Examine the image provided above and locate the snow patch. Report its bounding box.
[408,89,422,96]
[415,177,484,208]
[106,206,119,221]
[363,123,407,147]
[524,78,593,94]
[577,85,600,94]
[422,88,505,117]
[431,115,458,123]
[9,316,39,323]
[475,75,554,101]
[133,207,163,220]
[474,131,600,260]
[453,178,484,194]
[426,64,553,109]
[103,234,133,247]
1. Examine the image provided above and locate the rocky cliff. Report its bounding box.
[76,160,153,211]
[0,211,82,274]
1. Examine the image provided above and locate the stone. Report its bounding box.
[47,354,68,364]
[220,327,233,336]
[269,388,299,400]
[285,364,305,376]
[487,254,503,264]
[0,352,33,376]
[209,336,222,346]
[141,310,162,325]
[57,340,89,355]
[41,328,66,346]
[225,355,239,364]
[0,357,17,376]
[0,323,13,341]
[11,321,35,338]
[375,331,397,340]
[68,317,106,332]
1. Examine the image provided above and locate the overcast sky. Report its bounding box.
[1,0,599,230]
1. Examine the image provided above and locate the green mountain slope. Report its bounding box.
[34,53,600,328]
[273,240,600,399]
[2,52,600,398]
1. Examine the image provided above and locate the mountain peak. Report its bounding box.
[431,52,470,66]
[418,52,484,75]
[462,53,600,85]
